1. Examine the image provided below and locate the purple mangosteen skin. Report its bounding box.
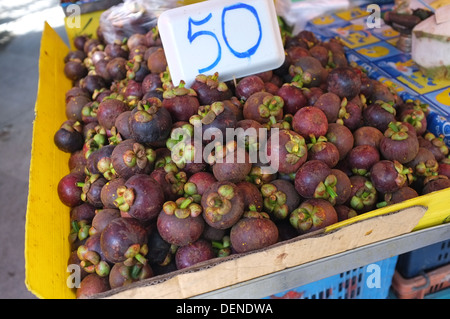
[294,160,331,198]
[122,174,165,221]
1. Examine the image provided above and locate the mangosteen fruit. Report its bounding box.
[313,92,341,123]
[162,81,200,122]
[326,67,361,99]
[377,186,418,208]
[70,202,96,224]
[66,94,91,122]
[89,208,121,236]
[111,139,156,179]
[276,82,307,115]
[335,205,357,221]
[353,126,383,148]
[126,54,150,82]
[210,142,252,184]
[128,97,172,145]
[76,274,110,299]
[150,162,187,201]
[405,147,439,177]
[58,171,85,207]
[80,75,107,95]
[347,144,380,176]
[289,198,338,234]
[289,56,327,88]
[157,197,204,246]
[331,168,352,205]
[370,160,413,194]
[260,179,301,220]
[363,100,396,132]
[294,160,338,204]
[439,157,450,178]
[380,121,419,164]
[106,57,127,81]
[422,175,450,194]
[175,239,215,269]
[109,261,153,289]
[292,106,328,140]
[100,217,148,264]
[326,123,354,160]
[419,132,449,162]
[113,174,164,221]
[78,174,107,208]
[235,75,265,101]
[147,230,175,267]
[307,135,340,168]
[97,96,129,130]
[230,211,278,253]
[236,181,264,212]
[201,181,245,229]
[54,120,84,153]
[100,177,126,209]
[243,91,284,124]
[399,108,427,136]
[76,233,110,277]
[347,175,378,213]
[64,60,88,81]
[147,47,167,74]
[85,144,116,178]
[190,72,233,105]
[336,98,363,131]
[309,44,330,67]
[267,129,307,175]
[189,101,238,145]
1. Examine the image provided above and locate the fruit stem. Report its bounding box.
[179,197,193,209]
[325,184,338,199]
[388,122,399,132]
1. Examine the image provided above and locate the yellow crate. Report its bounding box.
[25,23,450,299]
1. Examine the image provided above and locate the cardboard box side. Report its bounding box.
[25,22,74,299]
[97,205,426,299]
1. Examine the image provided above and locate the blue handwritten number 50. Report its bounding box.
[187,3,262,74]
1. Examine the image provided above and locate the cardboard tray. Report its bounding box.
[24,22,450,299]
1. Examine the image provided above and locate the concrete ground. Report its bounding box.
[0,0,69,299]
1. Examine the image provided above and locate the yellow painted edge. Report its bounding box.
[25,22,74,299]
[325,187,450,233]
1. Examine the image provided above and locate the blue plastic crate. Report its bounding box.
[264,256,398,299]
[424,287,450,299]
[396,239,450,279]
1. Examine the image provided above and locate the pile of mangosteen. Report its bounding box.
[56,24,450,298]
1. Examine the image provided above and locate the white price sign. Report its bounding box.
[158,0,285,87]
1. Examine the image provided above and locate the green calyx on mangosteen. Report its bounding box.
[260,183,289,220]
[157,197,205,247]
[202,181,244,229]
[162,196,202,219]
[289,198,337,234]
